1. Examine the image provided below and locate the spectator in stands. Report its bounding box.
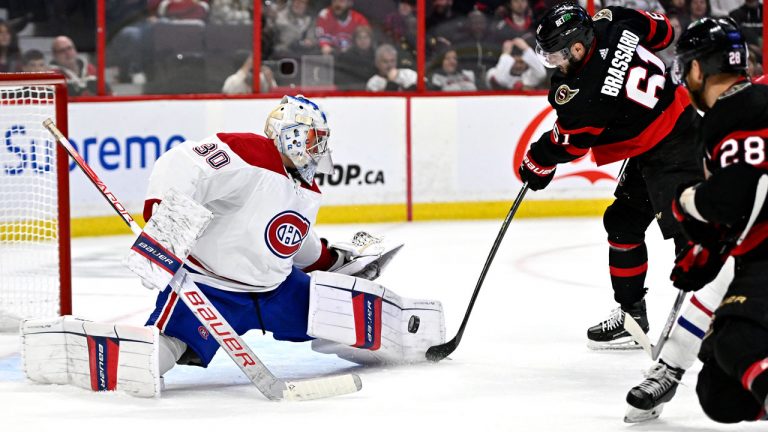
[366,44,417,91]
[157,0,210,20]
[666,0,687,15]
[391,11,419,70]
[383,0,415,45]
[426,0,456,29]
[603,0,665,12]
[350,0,397,25]
[428,48,477,91]
[490,0,535,43]
[50,36,101,96]
[316,0,370,55]
[20,49,49,73]
[270,0,317,57]
[106,0,156,84]
[222,54,278,93]
[335,25,377,90]
[0,20,21,72]
[685,0,711,25]
[452,10,500,89]
[710,0,741,16]
[209,0,252,24]
[485,37,546,90]
[455,0,507,16]
[427,0,462,49]
[729,0,763,51]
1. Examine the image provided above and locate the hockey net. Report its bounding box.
[0,73,71,331]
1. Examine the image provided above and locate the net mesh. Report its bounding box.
[0,84,61,330]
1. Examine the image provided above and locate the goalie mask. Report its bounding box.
[265,95,333,184]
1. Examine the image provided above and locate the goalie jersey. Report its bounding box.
[144,133,325,292]
[530,7,695,167]
[688,80,768,261]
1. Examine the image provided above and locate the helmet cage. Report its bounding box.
[266,95,332,184]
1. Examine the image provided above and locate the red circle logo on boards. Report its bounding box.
[513,105,615,185]
[264,210,311,258]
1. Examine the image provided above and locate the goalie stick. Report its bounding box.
[624,174,768,360]
[426,183,529,362]
[43,119,362,401]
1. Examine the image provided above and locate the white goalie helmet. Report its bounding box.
[264,95,333,184]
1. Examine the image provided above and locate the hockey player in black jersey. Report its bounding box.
[669,17,768,423]
[519,2,701,349]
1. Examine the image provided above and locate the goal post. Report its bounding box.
[0,72,71,330]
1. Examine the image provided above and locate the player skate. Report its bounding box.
[587,299,648,350]
[624,360,685,423]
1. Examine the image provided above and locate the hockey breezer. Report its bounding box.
[426,183,529,362]
[43,118,362,401]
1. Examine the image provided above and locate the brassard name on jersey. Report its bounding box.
[601,30,640,97]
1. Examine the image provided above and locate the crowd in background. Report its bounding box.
[0,0,763,96]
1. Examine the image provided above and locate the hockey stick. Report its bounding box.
[43,119,362,401]
[426,183,529,362]
[624,174,768,359]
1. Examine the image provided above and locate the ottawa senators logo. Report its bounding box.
[593,9,613,21]
[265,210,311,258]
[554,84,579,105]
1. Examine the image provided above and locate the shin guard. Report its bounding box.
[661,259,732,369]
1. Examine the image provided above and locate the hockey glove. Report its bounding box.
[518,151,556,191]
[671,183,723,245]
[328,232,403,280]
[670,241,729,292]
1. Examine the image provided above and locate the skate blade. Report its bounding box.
[624,403,664,423]
[587,336,642,351]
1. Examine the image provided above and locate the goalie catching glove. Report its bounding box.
[324,231,403,281]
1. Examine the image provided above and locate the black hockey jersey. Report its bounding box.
[690,80,768,260]
[529,7,694,167]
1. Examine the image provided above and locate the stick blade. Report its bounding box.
[623,313,653,358]
[425,339,457,362]
[281,373,362,401]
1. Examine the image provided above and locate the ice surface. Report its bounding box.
[1,218,765,431]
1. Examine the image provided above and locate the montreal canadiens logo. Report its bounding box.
[265,210,311,258]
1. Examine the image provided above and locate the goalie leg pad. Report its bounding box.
[22,316,161,398]
[307,271,445,365]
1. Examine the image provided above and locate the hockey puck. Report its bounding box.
[407,315,420,333]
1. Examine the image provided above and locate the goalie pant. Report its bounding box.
[683,81,768,423]
[147,265,445,371]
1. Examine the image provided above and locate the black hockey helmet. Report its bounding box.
[535,2,595,68]
[672,17,748,86]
